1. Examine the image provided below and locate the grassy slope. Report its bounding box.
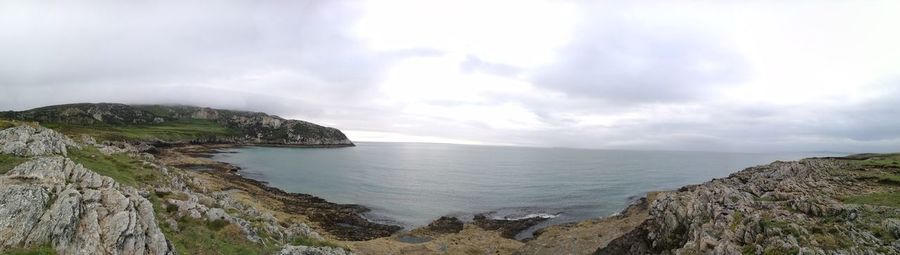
[2,120,344,254]
[1,121,277,254]
[842,153,900,208]
[149,191,278,255]
[66,146,160,187]
[43,119,240,142]
[66,145,276,254]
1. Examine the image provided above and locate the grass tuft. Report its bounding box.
[67,146,158,187]
[1,245,56,255]
[0,154,28,175]
[843,192,900,208]
[289,236,345,249]
[147,193,278,255]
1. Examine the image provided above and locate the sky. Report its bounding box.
[2,0,900,153]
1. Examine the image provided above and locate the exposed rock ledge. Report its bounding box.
[0,124,361,254]
[0,124,79,156]
[0,156,173,254]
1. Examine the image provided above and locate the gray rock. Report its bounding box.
[0,156,174,254]
[885,219,900,239]
[0,125,78,156]
[279,245,354,255]
[598,159,897,254]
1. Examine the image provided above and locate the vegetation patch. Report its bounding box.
[161,216,275,255]
[0,119,15,130]
[730,212,744,231]
[0,154,27,175]
[67,146,159,187]
[846,153,900,168]
[147,193,276,255]
[43,119,240,142]
[761,246,799,255]
[1,245,56,255]
[289,236,344,249]
[740,245,756,255]
[843,192,900,208]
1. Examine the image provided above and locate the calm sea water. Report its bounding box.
[213,142,835,239]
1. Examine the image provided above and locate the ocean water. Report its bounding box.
[213,142,835,239]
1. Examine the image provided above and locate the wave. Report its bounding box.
[493,213,560,221]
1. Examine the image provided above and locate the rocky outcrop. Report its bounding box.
[596,159,899,254]
[473,214,551,239]
[0,125,172,254]
[0,156,173,254]
[279,245,354,255]
[2,103,354,146]
[0,125,79,156]
[425,216,465,234]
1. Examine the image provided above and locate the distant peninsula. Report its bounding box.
[1,103,354,146]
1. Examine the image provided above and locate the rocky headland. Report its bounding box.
[1,103,898,255]
[1,103,354,146]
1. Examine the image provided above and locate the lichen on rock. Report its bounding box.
[0,156,174,254]
[0,125,79,156]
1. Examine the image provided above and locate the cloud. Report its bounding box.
[532,12,748,103]
[2,0,900,153]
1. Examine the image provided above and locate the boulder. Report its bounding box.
[0,125,78,156]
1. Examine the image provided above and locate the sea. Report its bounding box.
[212,142,838,239]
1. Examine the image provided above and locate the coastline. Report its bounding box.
[4,122,898,254]
[156,143,402,241]
[162,143,564,242]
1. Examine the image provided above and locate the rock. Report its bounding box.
[279,245,354,255]
[0,156,173,254]
[286,223,323,241]
[596,159,899,254]
[885,219,900,239]
[0,125,78,156]
[425,216,464,234]
[473,214,550,239]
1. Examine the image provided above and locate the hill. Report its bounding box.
[0,103,353,146]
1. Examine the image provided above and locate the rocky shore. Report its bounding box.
[2,104,899,254]
[159,144,403,241]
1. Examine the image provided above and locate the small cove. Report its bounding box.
[212,142,834,239]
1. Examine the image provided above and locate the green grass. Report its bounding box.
[147,193,277,255]
[1,245,56,255]
[730,212,744,231]
[855,173,900,185]
[847,153,900,168]
[163,216,275,255]
[741,245,756,255]
[843,192,900,208]
[0,154,27,175]
[67,146,158,187]
[0,119,15,130]
[43,119,240,142]
[762,246,799,255]
[289,236,344,249]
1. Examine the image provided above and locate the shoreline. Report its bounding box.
[161,143,567,241]
[156,143,403,241]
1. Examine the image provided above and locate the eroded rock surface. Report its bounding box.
[0,156,173,254]
[279,245,354,255]
[597,159,899,254]
[0,125,78,156]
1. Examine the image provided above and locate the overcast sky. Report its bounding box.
[2,0,900,152]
